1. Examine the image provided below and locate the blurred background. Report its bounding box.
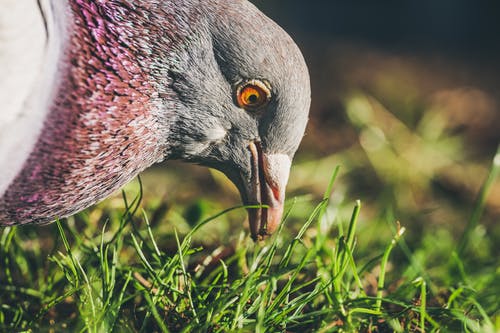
[127,0,499,258]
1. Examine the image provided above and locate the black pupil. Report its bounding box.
[248,94,258,103]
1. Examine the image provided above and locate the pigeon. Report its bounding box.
[0,0,310,240]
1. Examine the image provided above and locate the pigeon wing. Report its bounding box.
[0,0,65,196]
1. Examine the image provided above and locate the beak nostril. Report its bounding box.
[269,186,280,202]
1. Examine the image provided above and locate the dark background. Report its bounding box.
[254,0,500,56]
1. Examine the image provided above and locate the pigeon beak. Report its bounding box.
[245,141,291,241]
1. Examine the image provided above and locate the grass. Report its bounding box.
[1,143,499,332]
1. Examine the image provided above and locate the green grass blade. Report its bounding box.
[457,144,500,255]
[376,223,406,312]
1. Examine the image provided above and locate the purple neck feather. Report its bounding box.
[0,0,199,224]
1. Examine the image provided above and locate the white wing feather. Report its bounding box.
[0,0,64,195]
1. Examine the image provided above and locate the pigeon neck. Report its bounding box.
[1,1,199,224]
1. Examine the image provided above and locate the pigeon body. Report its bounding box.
[0,0,310,239]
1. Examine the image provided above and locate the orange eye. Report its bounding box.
[235,80,271,111]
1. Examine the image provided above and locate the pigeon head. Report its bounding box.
[0,0,309,240]
[165,0,311,240]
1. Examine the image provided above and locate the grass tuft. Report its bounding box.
[0,154,499,331]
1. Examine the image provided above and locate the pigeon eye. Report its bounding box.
[235,80,271,111]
